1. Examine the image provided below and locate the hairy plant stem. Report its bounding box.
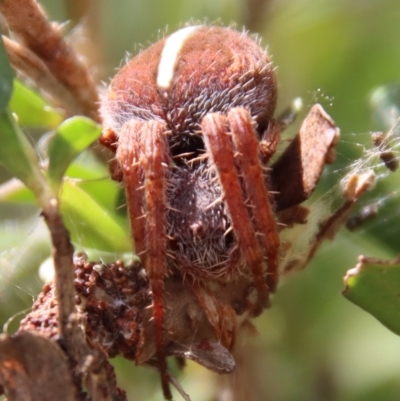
[0,0,99,120]
[2,36,82,116]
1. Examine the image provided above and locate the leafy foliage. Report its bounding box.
[9,80,62,128]
[344,257,400,336]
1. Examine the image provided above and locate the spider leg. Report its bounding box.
[117,121,146,257]
[228,108,280,293]
[117,120,172,400]
[201,113,269,307]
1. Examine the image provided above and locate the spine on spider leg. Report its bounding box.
[142,121,172,400]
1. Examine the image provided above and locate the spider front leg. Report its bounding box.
[202,109,279,308]
[116,120,172,400]
[228,108,280,293]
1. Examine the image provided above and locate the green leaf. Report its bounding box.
[60,180,131,252]
[65,151,109,180]
[0,110,46,199]
[47,117,101,190]
[0,150,130,253]
[370,83,400,130]
[9,81,63,128]
[0,38,14,111]
[343,256,400,336]
[0,178,35,203]
[0,152,110,205]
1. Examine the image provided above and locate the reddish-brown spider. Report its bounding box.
[100,25,339,399]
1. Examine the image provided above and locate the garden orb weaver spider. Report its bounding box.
[100,25,339,399]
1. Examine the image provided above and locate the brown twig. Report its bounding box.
[40,199,82,355]
[65,0,102,73]
[243,0,274,32]
[0,0,99,120]
[3,36,82,116]
[40,199,117,401]
[65,0,91,24]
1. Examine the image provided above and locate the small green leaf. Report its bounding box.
[48,117,101,190]
[9,81,63,128]
[60,180,131,252]
[370,83,400,130]
[0,110,46,198]
[65,151,109,181]
[343,256,400,336]
[0,38,14,111]
[0,152,109,205]
[0,178,35,203]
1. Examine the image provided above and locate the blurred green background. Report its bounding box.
[2,0,400,400]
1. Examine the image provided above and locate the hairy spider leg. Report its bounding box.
[117,120,172,400]
[202,113,269,307]
[117,121,146,257]
[228,108,280,293]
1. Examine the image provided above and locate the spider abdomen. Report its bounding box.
[102,26,277,154]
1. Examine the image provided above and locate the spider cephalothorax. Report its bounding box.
[100,25,339,399]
